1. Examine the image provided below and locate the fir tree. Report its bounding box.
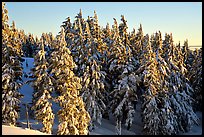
[108,17,139,135]
[49,28,90,135]
[18,29,27,57]
[2,2,23,126]
[161,33,199,133]
[141,34,189,135]
[80,58,108,130]
[189,48,202,110]
[70,11,109,130]
[8,21,24,82]
[140,34,163,135]
[2,62,23,126]
[31,38,55,134]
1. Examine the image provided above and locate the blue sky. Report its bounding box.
[5,2,202,47]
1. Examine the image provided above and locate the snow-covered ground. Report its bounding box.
[2,57,202,135]
[2,125,50,135]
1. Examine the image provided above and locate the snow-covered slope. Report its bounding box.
[2,125,50,135]
[2,57,202,135]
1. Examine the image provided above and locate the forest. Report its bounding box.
[2,2,202,135]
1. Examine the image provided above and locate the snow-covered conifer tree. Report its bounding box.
[140,34,163,135]
[49,28,90,135]
[80,58,108,130]
[2,61,23,126]
[161,33,199,133]
[107,17,140,135]
[73,13,109,130]
[140,33,191,135]
[189,48,202,110]
[182,40,191,65]
[167,68,199,132]
[31,38,55,134]
[9,21,24,82]
[10,21,23,57]
[2,2,23,126]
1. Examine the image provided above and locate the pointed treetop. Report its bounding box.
[60,27,65,38]
[79,8,82,17]
[67,17,71,23]
[77,18,83,35]
[2,2,9,24]
[87,16,91,21]
[177,41,181,48]
[2,2,5,7]
[184,39,188,47]
[59,27,67,47]
[120,15,127,26]
[94,10,98,20]
[145,34,149,41]
[113,18,117,25]
[158,31,162,45]
[121,15,125,21]
[80,8,82,13]
[106,23,110,29]
[75,9,82,19]
[158,31,161,37]
[11,21,17,32]
[132,28,135,34]
[12,20,16,28]
[169,33,174,42]
[140,23,142,29]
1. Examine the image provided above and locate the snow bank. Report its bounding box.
[2,125,50,135]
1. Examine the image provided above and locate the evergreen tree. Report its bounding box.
[2,61,23,126]
[23,33,37,57]
[160,33,198,133]
[150,32,182,135]
[62,10,86,76]
[10,21,23,57]
[40,32,53,58]
[9,21,24,81]
[66,11,109,130]
[141,34,163,135]
[189,48,202,110]
[140,33,198,135]
[18,29,27,57]
[107,17,140,135]
[80,58,108,130]
[2,2,23,126]
[31,38,55,134]
[182,40,191,66]
[49,28,90,135]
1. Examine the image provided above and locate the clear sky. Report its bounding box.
[5,2,202,48]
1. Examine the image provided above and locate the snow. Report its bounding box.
[2,57,202,135]
[2,125,50,135]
